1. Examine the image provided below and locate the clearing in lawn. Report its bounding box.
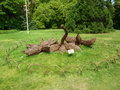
[0,30,120,90]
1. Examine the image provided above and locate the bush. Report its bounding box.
[0,0,25,30]
[65,0,114,33]
[32,0,65,29]
[29,20,38,30]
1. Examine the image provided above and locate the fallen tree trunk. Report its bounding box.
[24,45,42,56]
[24,24,96,56]
[40,38,58,52]
[50,44,60,52]
[65,32,96,46]
[64,43,80,51]
[81,38,96,47]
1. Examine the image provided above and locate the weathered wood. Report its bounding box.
[81,38,96,46]
[64,43,80,51]
[50,44,60,52]
[65,33,96,47]
[41,38,58,47]
[65,33,82,45]
[58,45,67,53]
[42,46,50,52]
[75,33,82,45]
[41,38,58,52]
[24,45,42,56]
[60,24,68,45]
[24,24,96,56]
[65,36,76,43]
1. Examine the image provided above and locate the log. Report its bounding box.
[41,38,58,52]
[59,45,67,53]
[65,32,96,47]
[24,45,42,56]
[64,43,80,51]
[50,44,60,52]
[24,38,59,55]
[65,33,82,45]
[24,24,96,56]
[47,38,58,46]
[65,36,76,43]
[40,38,58,47]
[42,46,50,52]
[81,38,96,46]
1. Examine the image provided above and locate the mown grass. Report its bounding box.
[0,30,120,90]
[0,30,18,34]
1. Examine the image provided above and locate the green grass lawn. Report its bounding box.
[0,30,120,90]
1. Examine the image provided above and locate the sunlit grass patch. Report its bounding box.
[0,30,120,90]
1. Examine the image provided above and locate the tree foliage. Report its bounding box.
[113,0,120,29]
[32,0,65,29]
[65,0,114,33]
[0,0,117,33]
[0,0,25,30]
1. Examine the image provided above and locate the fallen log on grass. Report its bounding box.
[81,38,96,47]
[65,32,96,46]
[24,24,96,56]
[24,45,42,56]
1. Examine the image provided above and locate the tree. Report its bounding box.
[32,0,65,29]
[65,0,114,33]
[113,0,120,29]
[0,0,25,30]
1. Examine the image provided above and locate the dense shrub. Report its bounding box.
[32,0,65,29]
[113,0,120,29]
[0,0,25,30]
[65,0,114,33]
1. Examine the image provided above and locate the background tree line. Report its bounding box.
[0,0,120,33]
